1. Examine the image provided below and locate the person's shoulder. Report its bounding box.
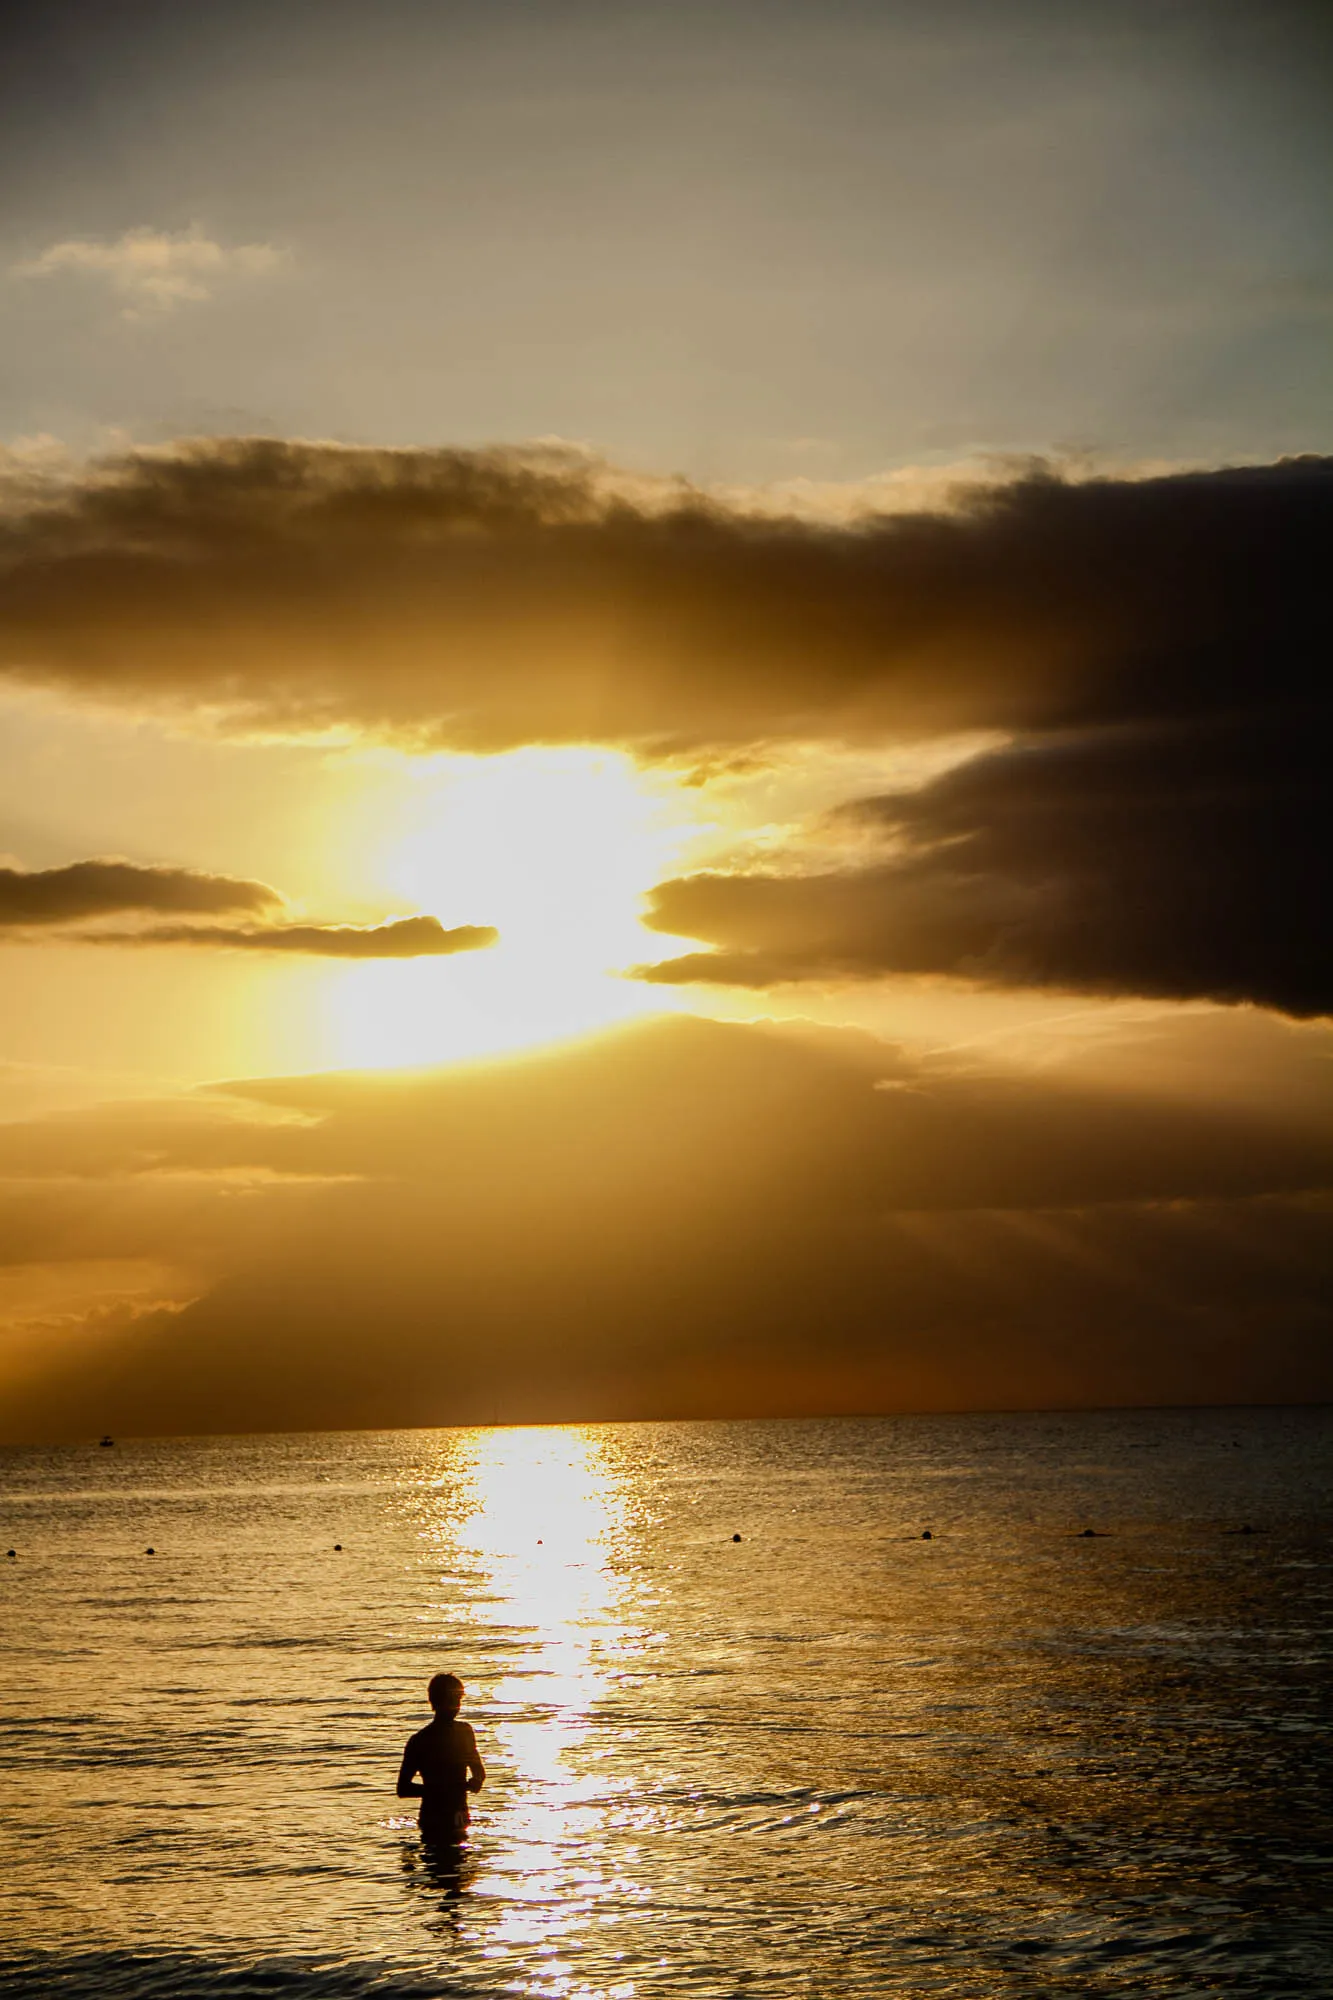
[404,1723,431,1751]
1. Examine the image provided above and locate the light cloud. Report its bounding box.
[11,225,282,316]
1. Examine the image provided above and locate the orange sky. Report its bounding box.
[0,1,1329,1438]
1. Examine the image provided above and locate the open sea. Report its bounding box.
[1,1410,1330,1999]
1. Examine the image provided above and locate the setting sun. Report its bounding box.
[322,747,703,1068]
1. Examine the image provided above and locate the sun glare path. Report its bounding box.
[417,1427,646,1976]
[323,748,706,1069]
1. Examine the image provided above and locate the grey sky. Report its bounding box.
[2,0,1329,477]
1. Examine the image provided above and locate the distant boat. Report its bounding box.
[99,1435,114,1448]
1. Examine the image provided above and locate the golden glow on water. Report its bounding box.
[2,1416,1328,1996]
[416,1426,644,1983]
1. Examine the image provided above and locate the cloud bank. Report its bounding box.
[1,438,1327,1015]
[642,714,1330,1016]
[1,1016,1328,1441]
[0,441,1325,749]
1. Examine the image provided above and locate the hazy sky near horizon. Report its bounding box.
[0,0,1329,1437]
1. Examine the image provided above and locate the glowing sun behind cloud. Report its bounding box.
[322,747,704,1068]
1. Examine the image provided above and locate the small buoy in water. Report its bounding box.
[1079,1528,1098,1538]
[333,1544,342,1551]
[732,1533,742,1542]
[5,1549,14,1558]
[1239,1524,1253,1535]
[536,1539,542,1544]
[145,1547,155,1555]
[921,1529,933,1540]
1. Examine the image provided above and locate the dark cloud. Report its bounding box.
[4,440,1328,1013]
[0,861,494,958]
[100,915,499,957]
[0,857,278,926]
[1,1015,1329,1439]
[1,441,1327,750]
[641,710,1331,1015]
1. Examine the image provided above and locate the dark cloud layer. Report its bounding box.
[105,915,498,957]
[3,440,1328,1012]
[0,858,278,926]
[1,1016,1329,1439]
[0,859,494,958]
[1,441,1327,750]
[642,712,1331,1015]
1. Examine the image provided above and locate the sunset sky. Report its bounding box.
[1,0,1329,1438]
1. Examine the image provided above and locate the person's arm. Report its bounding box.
[463,1723,486,1793]
[396,1738,424,1800]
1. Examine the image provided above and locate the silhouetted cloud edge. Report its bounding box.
[87,916,499,958]
[0,858,279,926]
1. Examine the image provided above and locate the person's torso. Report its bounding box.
[413,1720,470,1792]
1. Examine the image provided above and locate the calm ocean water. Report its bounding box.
[1,1411,1330,1999]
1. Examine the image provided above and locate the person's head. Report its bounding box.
[427,1672,464,1719]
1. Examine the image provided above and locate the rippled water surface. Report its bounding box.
[2,1411,1330,1998]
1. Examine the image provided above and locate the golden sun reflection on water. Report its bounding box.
[4,1420,1327,1997]
[416,1427,647,1984]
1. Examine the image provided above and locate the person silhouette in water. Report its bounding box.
[397,1673,487,1843]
